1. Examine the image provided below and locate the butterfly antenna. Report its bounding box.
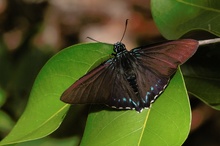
[120,19,129,42]
[87,37,101,42]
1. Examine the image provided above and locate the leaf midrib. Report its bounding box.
[137,109,151,146]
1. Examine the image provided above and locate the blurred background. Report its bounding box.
[0,0,219,145]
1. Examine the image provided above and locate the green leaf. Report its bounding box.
[151,0,220,39]
[0,43,113,145]
[182,44,220,110]
[16,136,80,146]
[186,77,220,110]
[80,69,191,146]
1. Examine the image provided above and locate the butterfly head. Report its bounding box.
[113,42,127,53]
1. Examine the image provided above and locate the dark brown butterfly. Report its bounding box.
[60,39,198,112]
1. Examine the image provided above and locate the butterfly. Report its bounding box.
[60,38,198,112]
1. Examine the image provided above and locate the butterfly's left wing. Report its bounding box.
[61,60,140,110]
[130,39,199,107]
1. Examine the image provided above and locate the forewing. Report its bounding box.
[61,63,114,104]
[135,39,199,77]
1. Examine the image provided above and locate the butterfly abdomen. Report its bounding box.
[125,71,139,93]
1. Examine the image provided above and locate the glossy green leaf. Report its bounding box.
[80,69,191,146]
[16,136,80,146]
[186,77,220,110]
[182,44,220,110]
[151,0,220,39]
[0,43,113,145]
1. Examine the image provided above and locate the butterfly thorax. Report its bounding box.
[113,42,136,69]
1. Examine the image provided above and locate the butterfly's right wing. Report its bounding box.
[136,39,199,77]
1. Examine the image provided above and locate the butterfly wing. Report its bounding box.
[61,63,112,104]
[130,39,199,108]
[135,39,199,76]
[61,60,140,109]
